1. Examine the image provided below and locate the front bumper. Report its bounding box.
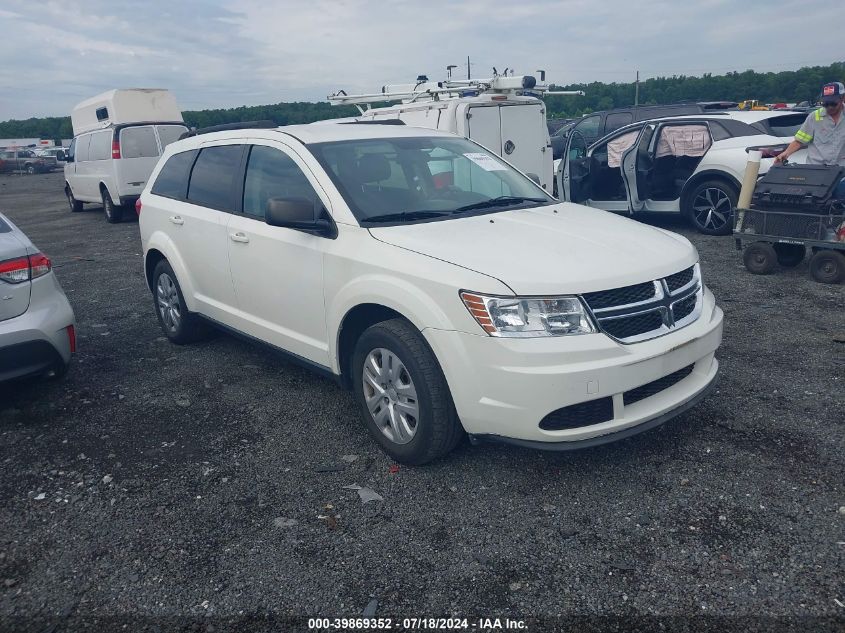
[423,287,723,446]
[0,273,75,381]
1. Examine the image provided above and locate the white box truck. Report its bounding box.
[64,89,188,222]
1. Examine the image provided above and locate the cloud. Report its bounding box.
[0,0,838,121]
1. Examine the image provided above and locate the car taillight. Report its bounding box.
[0,252,51,283]
[112,139,121,159]
[747,144,787,159]
[135,198,142,216]
[66,325,77,353]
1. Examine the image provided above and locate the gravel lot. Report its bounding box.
[0,171,843,632]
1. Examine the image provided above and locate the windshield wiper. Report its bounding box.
[451,196,549,213]
[364,210,453,224]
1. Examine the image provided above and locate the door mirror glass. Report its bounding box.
[265,197,334,236]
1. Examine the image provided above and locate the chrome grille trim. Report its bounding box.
[581,264,703,344]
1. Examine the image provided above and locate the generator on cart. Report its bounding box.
[734,162,845,284]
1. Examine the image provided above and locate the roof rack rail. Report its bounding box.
[339,119,405,125]
[179,120,277,140]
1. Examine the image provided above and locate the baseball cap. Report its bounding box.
[821,82,844,104]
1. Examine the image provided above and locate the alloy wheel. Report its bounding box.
[692,187,732,231]
[156,273,181,333]
[361,347,419,444]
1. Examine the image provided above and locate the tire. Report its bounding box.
[25,164,35,175]
[66,186,83,212]
[151,260,210,344]
[351,318,463,465]
[684,179,737,236]
[809,250,845,284]
[773,243,805,267]
[102,188,122,224]
[743,242,777,275]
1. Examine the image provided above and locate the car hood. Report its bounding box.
[368,202,698,295]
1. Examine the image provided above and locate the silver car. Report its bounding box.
[0,213,75,380]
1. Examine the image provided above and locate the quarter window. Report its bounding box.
[242,145,321,219]
[120,126,159,158]
[187,145,244,212]
[151,150,197,199]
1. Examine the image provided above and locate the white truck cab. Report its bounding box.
[328,73,582,193]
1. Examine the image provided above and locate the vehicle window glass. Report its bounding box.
[708,122,731,141]
[156,125,188,151]
[310,136,552,223]
[723,119,765,137]
[574,115,601,138]
[764,114,806,137]
[96,107,109,121]
[67,138,76,160]
[120,126,159,158]
[187,145,244,211]
[88,131,111,161]
[243,145,321,220]
[75,135,91,162]
[605,112,633,134]
[151,149,197,199]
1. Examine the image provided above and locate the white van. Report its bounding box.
[64,89,188,222]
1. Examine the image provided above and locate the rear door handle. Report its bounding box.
[230,232,249,243]
[169,215,184,225]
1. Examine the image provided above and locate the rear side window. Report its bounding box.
[120,126,159,158]
[156,125,188,151]
[151,149,197,199]
[88,131,111,161]
[187,145,244,211]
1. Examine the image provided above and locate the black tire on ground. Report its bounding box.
[151,259,211,344]
[66,186,83,212]
[809,250,845,284]
[102,188,122,223]
[351,318,464,465]
[25,164,35,175]
[773,243,805,267]
[743,242,777,275]
[684,179,738,236]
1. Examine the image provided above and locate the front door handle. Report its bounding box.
[230,232,250,243]
[169,215,184,225]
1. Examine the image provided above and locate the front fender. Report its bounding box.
[143,230,198,312]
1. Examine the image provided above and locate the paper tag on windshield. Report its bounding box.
[464,153,507,171]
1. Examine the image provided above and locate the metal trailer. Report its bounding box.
[734,206,845,284]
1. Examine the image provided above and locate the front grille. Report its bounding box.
[583,281,655,310]
[539,397,613,431]
[582,264,702,343]
[601,312,664,339]
[665,266,694,292]
[624,365,694,406]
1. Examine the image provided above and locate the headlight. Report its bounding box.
[460,291,595,337]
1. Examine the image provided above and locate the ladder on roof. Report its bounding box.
[328,69,584,112]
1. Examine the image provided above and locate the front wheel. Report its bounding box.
[809,250,845,284]
[66,186,83,212]
[684,180,737,236]
[25,164,35,175]
[352,318,463,465]
[102,189,122,224]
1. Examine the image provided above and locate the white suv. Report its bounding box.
[139,123,723,464]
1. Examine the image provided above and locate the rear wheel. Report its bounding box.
[151,260,210,344]
[25,164,35,175]
[66,186,83,212]
[743,242,777,275]
[773,243,805,267]
[685,180,737,236]
[352,318,463,465]
[102,188,122,223]
[809,250,845,284]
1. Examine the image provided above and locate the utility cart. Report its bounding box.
[734,206,845,284]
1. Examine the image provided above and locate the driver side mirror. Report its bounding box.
[265,197,336,238]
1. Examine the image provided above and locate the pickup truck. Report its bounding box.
[0,150,58,174]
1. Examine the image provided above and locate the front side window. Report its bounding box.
[310,136,552,224]
[151,149,197,199]
[574,115,601,138]
[242,145,321,220]
[120,126,159,158]
[187,145,244,211]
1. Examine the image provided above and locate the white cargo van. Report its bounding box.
[64,89,188,222]
[328,73,582,193]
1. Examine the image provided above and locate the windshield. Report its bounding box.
[309,136,553,224]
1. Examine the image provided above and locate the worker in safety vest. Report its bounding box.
[774,82,845,167]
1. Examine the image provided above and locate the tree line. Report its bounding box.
[1,62,842,142]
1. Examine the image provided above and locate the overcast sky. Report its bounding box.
[0,0,840,121]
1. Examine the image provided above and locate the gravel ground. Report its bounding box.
[0,172,843,632]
